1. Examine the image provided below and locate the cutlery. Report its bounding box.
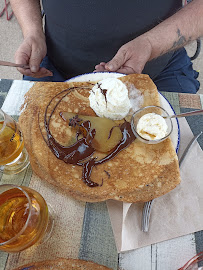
[0,60,29,69]
[141,131,203,232]
[164,109,203,119]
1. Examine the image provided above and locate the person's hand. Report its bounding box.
[94,34,153,74]
[15,33,53,78]
[94,62,108,72]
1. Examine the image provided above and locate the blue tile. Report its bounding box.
[0,79,13,93]
[79,202,118,270]
[180,108,203,149]
[195,231,203,267]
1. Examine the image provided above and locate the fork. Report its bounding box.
[141,131,203,232]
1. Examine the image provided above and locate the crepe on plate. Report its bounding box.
[19,74,180,202]
[12,258,112,270]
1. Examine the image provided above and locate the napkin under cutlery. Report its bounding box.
[107,118,203,252]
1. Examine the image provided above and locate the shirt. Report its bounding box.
[42,0,182,79]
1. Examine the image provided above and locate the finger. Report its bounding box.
[94,64,107,72]
[99,62,106,66]
[17,67,53,78]
[94,62,106,69]
[33,69,53,78]
[93,69,108,72]
[116,66,137,74]
[15,51,29,67]
[29,46,44,73]
[105,48,127,71]
[93,69,108,73]
[32,67,53,78]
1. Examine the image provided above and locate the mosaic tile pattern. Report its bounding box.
[179,93,202,109]
[0,80,202,270]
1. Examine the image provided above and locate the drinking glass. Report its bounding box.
[0,184,54,252]
[0,109,29,174]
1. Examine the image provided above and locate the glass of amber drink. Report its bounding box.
[0,184,54,253]
[0,109,29,174]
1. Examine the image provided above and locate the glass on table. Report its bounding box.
[0,184,54,253]
[0,109,29,174]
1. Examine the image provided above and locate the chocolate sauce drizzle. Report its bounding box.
[41,85,136,187]
[97,82,108,106]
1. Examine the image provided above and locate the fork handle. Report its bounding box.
[141,199,154,232]
[170,109,203,118]
[0,61,30,69]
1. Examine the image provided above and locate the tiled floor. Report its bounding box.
[0,1,22,80]
[0,3,202,94]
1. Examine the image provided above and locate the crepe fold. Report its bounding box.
[13,258,112,270]
[19,74,180,202]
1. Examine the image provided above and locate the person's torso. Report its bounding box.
[42,0,182,79]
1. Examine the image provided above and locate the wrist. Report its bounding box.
[23,26,45,40]
[142,31,164,60]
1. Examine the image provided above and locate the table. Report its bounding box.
[0,79,202,270]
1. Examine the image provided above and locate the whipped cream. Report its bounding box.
[137,113,168,140]
[89,78,131,120]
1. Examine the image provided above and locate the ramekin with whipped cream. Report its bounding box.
[131,106,173,144]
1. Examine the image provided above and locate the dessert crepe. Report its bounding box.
[19,74,180,202]
[13,258,112,270]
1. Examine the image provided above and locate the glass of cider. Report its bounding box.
[0,184,54,252]
[0,109,30,174]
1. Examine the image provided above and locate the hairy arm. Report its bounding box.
[10,0,43,38]
[95,0,203,74]
[146,0,203,60]
[10,0,52,77]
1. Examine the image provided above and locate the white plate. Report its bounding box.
[67,72,180,153]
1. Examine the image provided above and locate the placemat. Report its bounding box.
[0,80,202,270]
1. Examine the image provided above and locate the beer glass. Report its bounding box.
[0,184,54,252]
[0,109,29,174]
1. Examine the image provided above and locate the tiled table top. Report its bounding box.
[0,79,202,270]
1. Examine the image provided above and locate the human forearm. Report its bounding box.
[10,0,43,38]
[10,0,51,77]
[145,0,203,60]
[101,0,203,74]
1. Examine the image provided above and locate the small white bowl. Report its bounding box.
[131,105,173,144]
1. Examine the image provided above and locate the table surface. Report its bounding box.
[0,79,202,270]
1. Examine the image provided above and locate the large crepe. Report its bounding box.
[13,258,112,270]
[19,74,180,202]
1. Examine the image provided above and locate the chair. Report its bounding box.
[184,0,201,61]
